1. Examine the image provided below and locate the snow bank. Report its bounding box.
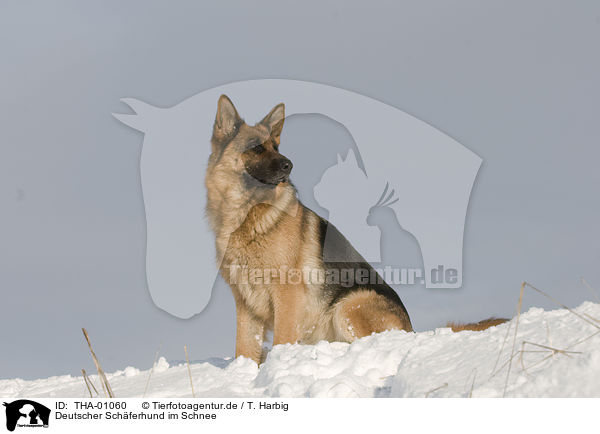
[2,302,599,398]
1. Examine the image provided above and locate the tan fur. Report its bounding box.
[205,96,416,363]
[206,95,495,365]
[211,192,339,361]
[332,289,413,341]
[446,317,509,332]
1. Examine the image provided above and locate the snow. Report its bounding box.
[2,302,599,398]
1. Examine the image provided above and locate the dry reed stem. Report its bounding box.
[184,345,196,398]
[425,383,448,398]
[143,343,162,398]
[82,328,114,398]
[581,277,600,303]
[503,282,525,397]
[525,282,600,330]
[491,317,513,378]
[81,369,98,398]
[467,368,477,398]
[496,281,599,395]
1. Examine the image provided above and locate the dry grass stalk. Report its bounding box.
[82,369,93,397]
[184,345,196,398]
[519,341,582,374]
[82,328,114,398]
[491,318,513,379]
[502,281,525,397]
[425,383,448,398]
[521,341,582,357]
[494,281,600,396]
[467,369,477,398]
[518,330,597,373]
[143,343,162,398]
[581,277,600,303]
[525,282,600,330]
[81,368,98,397]
[514,282,600,374]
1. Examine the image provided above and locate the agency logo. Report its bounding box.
[3,400,50,431]
[114,79,481,319]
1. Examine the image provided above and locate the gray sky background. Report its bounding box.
[1,0,599,380]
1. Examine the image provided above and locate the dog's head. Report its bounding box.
[209,95,292,187]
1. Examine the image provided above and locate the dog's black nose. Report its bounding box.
[280,158,293,174]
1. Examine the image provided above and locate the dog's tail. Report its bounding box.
[446,317,509,332]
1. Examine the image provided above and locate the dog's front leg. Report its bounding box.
[234,299,265,364]
[272,284,304,346]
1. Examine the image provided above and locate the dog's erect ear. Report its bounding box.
[212,95,242,144]
[260,103,285,141]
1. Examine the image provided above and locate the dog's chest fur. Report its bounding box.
[214,197,330,340]
[220,201,302,318]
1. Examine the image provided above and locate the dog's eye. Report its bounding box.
[253,144,265,154]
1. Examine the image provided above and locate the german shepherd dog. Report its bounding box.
[206,95,505,363]
[205,95,413,363]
